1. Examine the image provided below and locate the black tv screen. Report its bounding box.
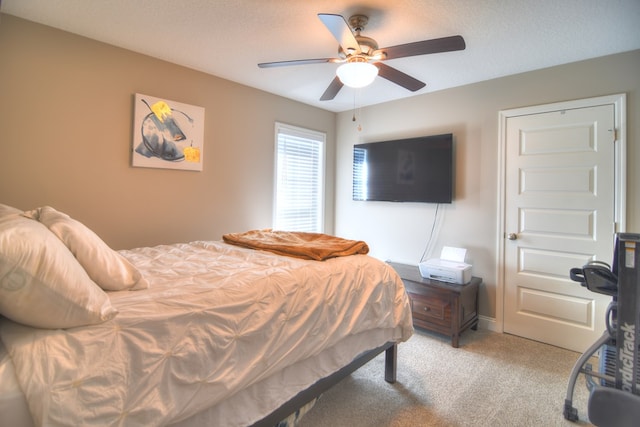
[352,133,453,203]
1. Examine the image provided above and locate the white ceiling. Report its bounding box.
[2,0,639,113]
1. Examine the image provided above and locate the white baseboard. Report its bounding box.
[478,315,502,333]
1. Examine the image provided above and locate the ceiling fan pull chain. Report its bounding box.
[352,90,363,132]
[352,90,357,122]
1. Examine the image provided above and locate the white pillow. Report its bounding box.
[0,203,22,218]
[23,206,149,291]
[0,215,118,329]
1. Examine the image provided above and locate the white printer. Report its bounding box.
[418,246,472,284]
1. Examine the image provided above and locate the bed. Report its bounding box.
[0,204,414,426]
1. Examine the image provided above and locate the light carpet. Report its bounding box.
[299,328,593,426]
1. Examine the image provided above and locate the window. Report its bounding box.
[274,123,325,232]
[352,146,367,200]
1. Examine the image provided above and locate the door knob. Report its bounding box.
[507,233,518,240]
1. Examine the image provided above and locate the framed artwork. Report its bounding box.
[131,93,205,171]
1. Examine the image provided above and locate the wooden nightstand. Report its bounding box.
[389,262,480,348]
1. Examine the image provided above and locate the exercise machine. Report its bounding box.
[564,233,640,426]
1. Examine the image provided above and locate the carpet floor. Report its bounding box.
[299,328,593,427]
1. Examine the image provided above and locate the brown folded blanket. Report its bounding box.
[222,229,369,261]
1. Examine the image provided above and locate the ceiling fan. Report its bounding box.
[258,13,466,101]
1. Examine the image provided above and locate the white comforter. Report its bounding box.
[0,241,413,426]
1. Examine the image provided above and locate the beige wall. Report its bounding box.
[335,49,640,320]
[0,15,336,249]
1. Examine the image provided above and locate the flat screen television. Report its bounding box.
[352,133,453,203]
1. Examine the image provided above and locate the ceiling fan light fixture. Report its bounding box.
[336,61,378,88]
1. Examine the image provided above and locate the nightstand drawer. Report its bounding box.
[409,292,451,326]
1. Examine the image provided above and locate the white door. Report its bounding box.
[502,98,623,352]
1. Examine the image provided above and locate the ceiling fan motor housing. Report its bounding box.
[338,15,379,58]
[338,36,379,58]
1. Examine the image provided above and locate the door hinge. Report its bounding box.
[609,128,618,142]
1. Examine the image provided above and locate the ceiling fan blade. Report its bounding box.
[378,35,465,60]
[374,62,426,92]
[318,13,361,55]
[320,76,344,101]
[258,58,335,68]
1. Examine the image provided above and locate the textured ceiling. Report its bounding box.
[2,0,639,112]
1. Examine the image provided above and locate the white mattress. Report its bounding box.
[0,241,413,426]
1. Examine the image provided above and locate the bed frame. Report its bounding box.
[251,342,397,426]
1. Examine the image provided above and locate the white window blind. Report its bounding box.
[352,146,367,200]
[274,123,325,232]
